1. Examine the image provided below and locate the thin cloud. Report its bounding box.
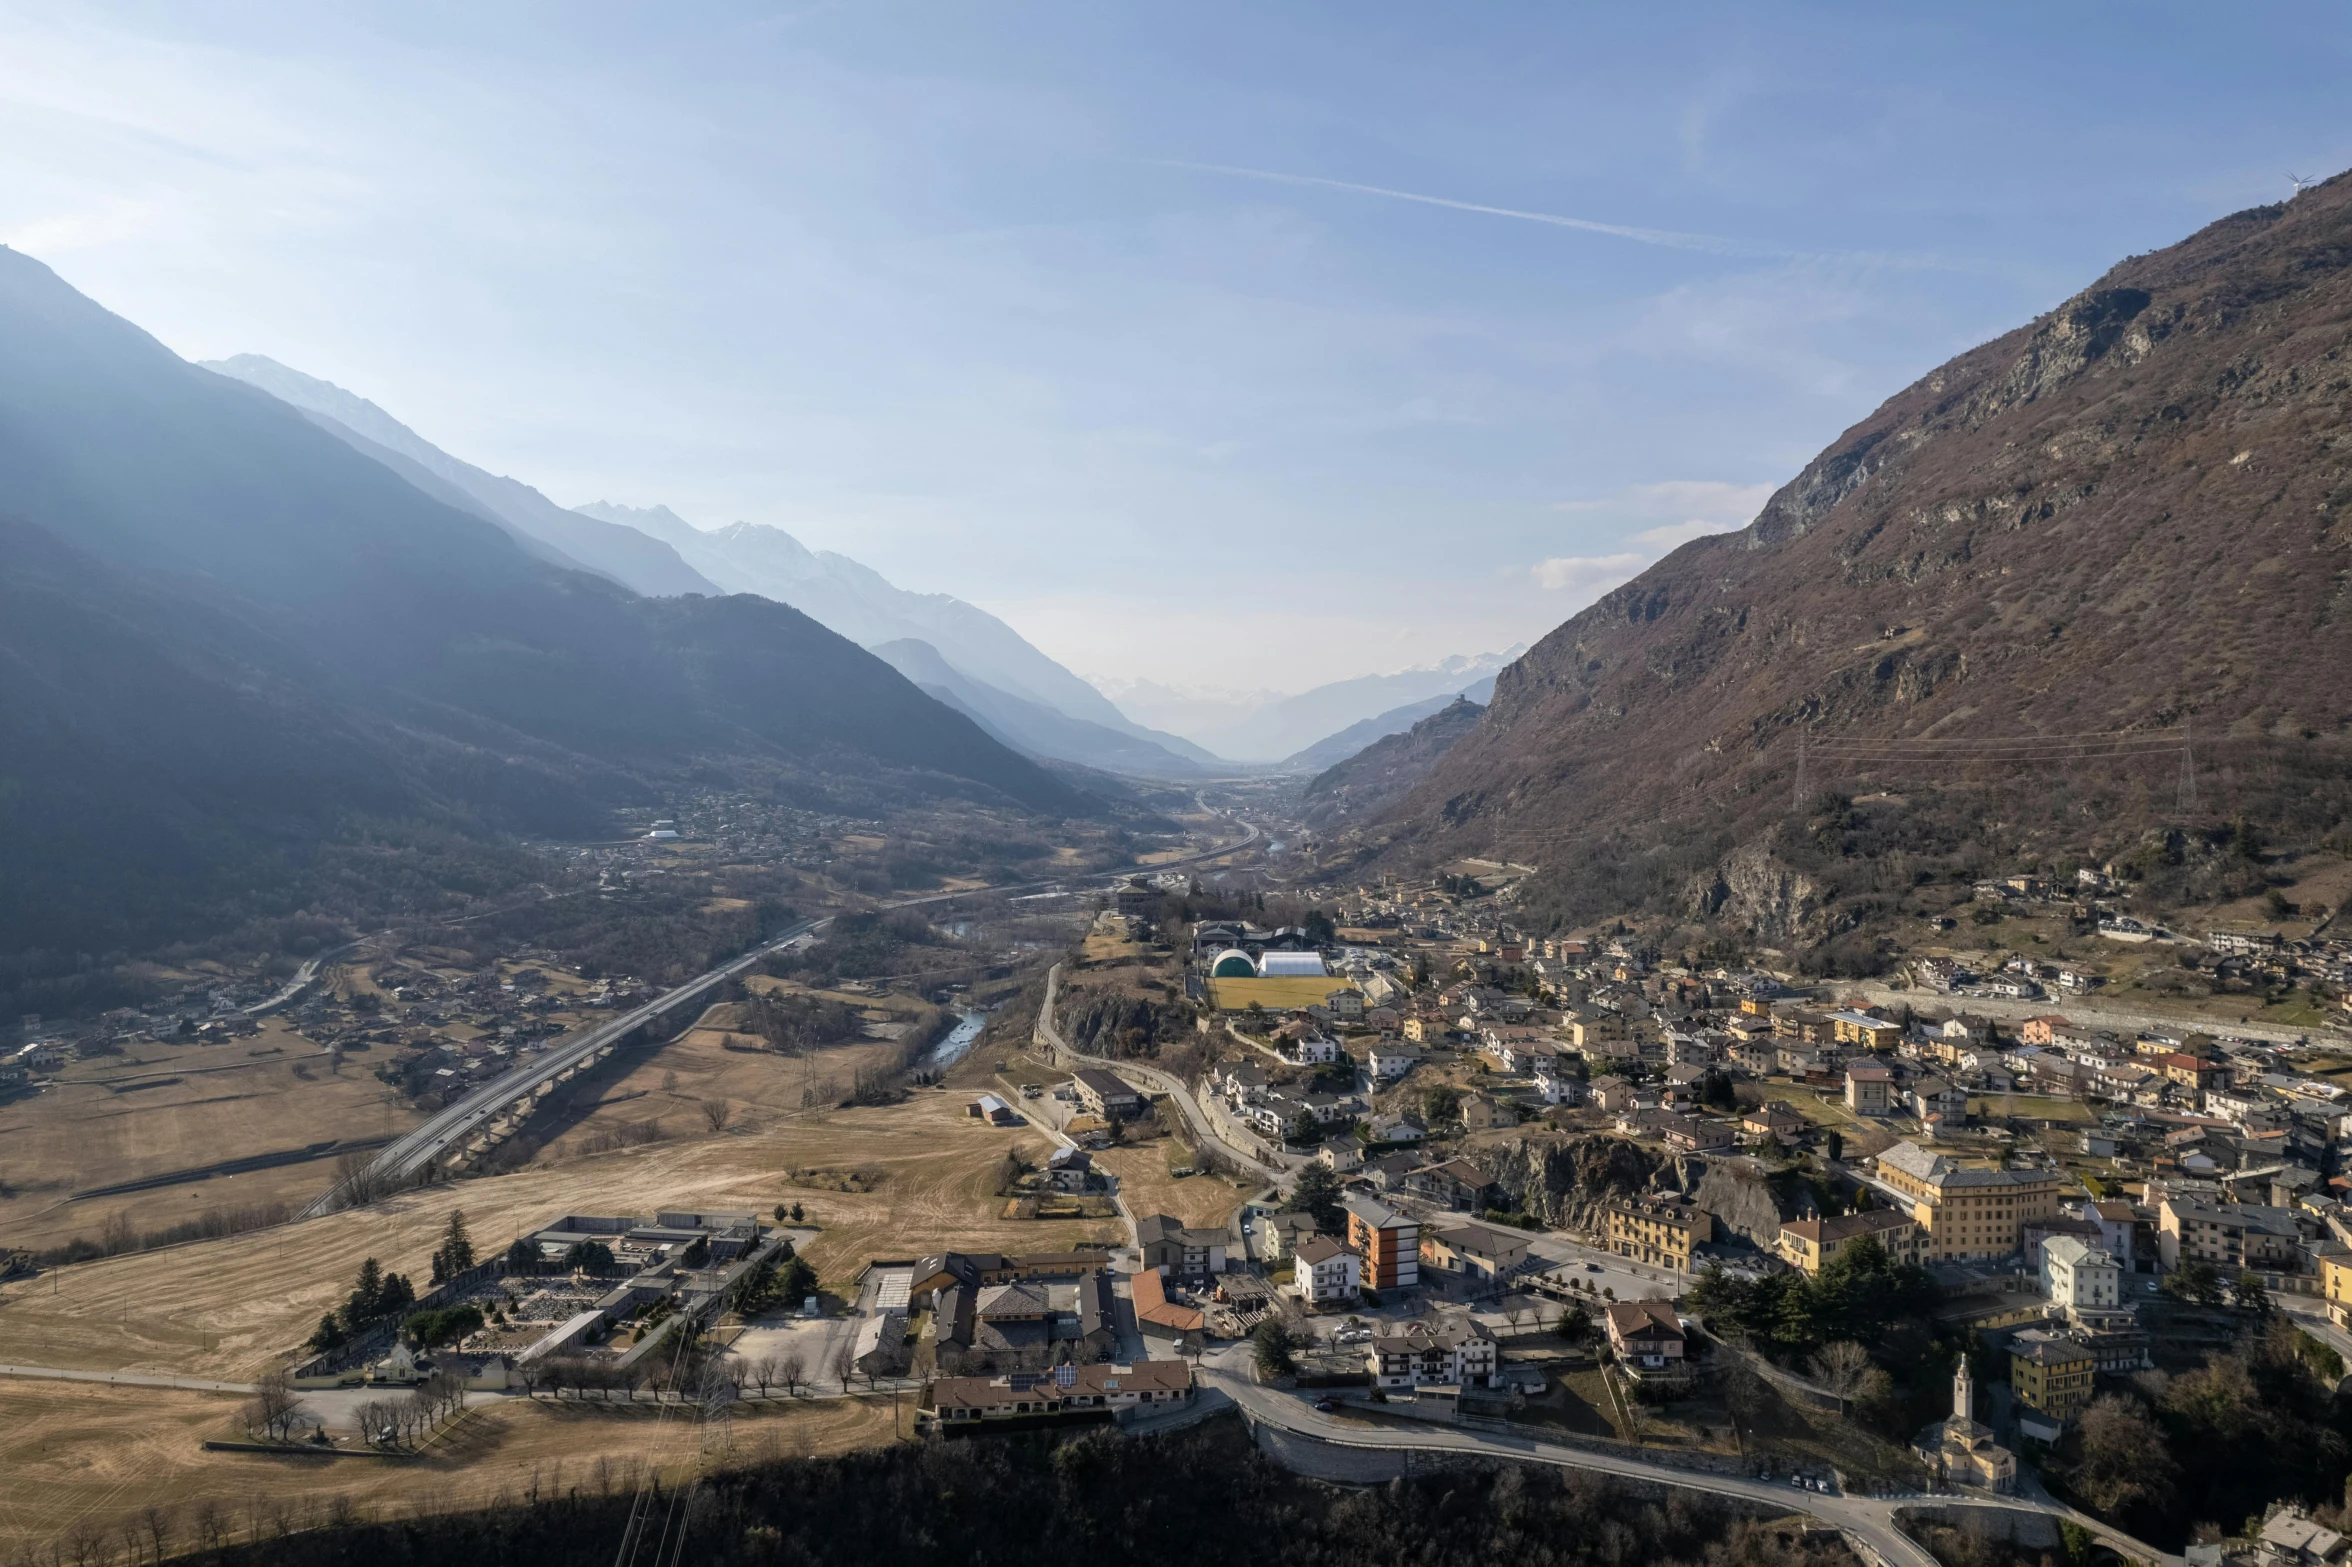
[1157,160,1772,257]
[1532,552,1646,592]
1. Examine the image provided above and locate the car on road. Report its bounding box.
[1313,1397,1343,1413]
[1585,1262,1604,1272]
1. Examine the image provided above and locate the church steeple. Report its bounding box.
[1952,1357,1974,1422]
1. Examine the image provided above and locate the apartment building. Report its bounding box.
[1775,1207,1923,1275]
[1875,1141,2062,1263]
[1602,1194,1713,1272]
[1344,1193,1421,1290]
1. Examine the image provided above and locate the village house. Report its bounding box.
[1603,1298,1686,1372]
[1367,1314,1498,1389]
[1135,1213,1229,1282]
[1292,1235,1362,1305]
[924,1360,1193,1426]
[1071,1068,1145,1121]
[1403,1157,1496,1211]
[2157,1197,2302,1272]
[1845,1059,1895,1116]
[1420,1221,1531,1284]
[1775,1208,1923,1275]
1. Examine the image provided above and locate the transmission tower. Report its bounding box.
[2177,719,2196,814]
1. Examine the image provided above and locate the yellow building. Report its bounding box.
[2321,1248,2352,1330]
[1775,1208,1924,1275]
[1828,1010,1904,1051]
[2010,1335,2097,1425]
[1875,1141,2061,1262]
[1603,1195,1712,1272]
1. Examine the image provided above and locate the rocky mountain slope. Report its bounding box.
[1300,696,1486,831]
[1366,174,2352,955]
[1282,677,1498,774]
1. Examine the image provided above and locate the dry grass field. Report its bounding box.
[1092,1147,1245,1231]
[0,1378,896,1559]
[0,1021,421,1252]
[0,1084,1115,1383]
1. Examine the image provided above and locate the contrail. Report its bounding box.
[1155,160,1786,257]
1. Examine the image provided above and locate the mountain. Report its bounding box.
[200,355,720,598]
[0,246,1083,958]
[1300,697,1488,831]
[869,639,1212,778]
[1368,176,2352,958]
[1280,675,1500,773]
[1107,650,1523,761]
[575,502,1219,765]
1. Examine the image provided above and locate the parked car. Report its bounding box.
[1313,1397,1343,1413]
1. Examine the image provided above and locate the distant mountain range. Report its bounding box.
[574,501,1218,770]
[0,246,1081,960]
[870,639,1213,778]
[1301,696,1488,831]
[202,355,719,598]
[1280,676,1499,773]
[1107,650,1522,763]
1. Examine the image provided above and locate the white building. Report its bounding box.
[1292,1235,1362,1305]
[2042,1235,2123,1315]
[1287,1033,1342,1066]
[1368,1043,1423,1081]
[1260,952,1328,978]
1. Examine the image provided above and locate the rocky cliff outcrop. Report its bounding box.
[1469,1135,1793,1249]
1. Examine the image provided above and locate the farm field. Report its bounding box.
[0,1378,895,1560]
[1205,976,1359,1012]
[0,1021,420,1253]
[0,1085,1114,1383]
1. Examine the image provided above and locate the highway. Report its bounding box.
[303,807,1266,1218]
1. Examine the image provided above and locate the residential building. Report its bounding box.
[2157,1198,2302,1272]
[1827,1010,1904,1053]
[2041,1235,2125,1320]
[1602,1194,1712,1272]
[1603,1298,1686,1371]
[1071,1068,1145,1121]
[1344,1194,1421,1290]
[1135,1213,1228,1281]
[1286,1033,1342,1066]
[1367,1314,1497,1389]
[1874,1141,2063,1262]
[1845,1060,1894,1116]
[1742,1103,1806,1145]
[2258,1509,2349,1567]
[1292,1235,1362,1305]
[1402,1158,1494,1211]
[1775,1208,1923,1275]
[1908,1075,1968,1124]
[924,1360,1192,1425]
[1658,1114,1734,1154]
[2321,1248,2352,1332]
[1368,1042,1423,1081]
[1421,1222,1531,1283]
[2009,1333,2097,1430]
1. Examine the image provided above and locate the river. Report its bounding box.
[926,1009,986,1070]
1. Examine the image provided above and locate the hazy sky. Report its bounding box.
[4,4,2348,690]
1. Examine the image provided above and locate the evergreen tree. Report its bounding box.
[1284,1164,1347,1233]
[430,1209,475,1284]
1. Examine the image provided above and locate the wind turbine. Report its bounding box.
[2288,172,2318,195]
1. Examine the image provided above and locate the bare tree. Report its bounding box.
[246,1367,302,1443]
[331,1150,384,1210]
[194,1500,225,1552]
[409,1384,440,1441]
[751,1356,777,1398]
[777,1350,807,1396]
[701,1098,733,1133]
[143,1503,175,1566]
[830,1338,857,1392]
[424,1367,467,1420]
[1811,1340,1874,1408]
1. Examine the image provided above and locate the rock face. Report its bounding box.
[1361,173,2352,941]
[1468,1135,1792,1249]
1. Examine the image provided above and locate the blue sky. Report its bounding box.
[4,2,2348,689]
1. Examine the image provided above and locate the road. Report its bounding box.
[0,1362,260,1395]
[1197,1348,2176,1567]
[1847,981,2343,1048]
[304,814,1265,1218]
[1033,962,1289,1184]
